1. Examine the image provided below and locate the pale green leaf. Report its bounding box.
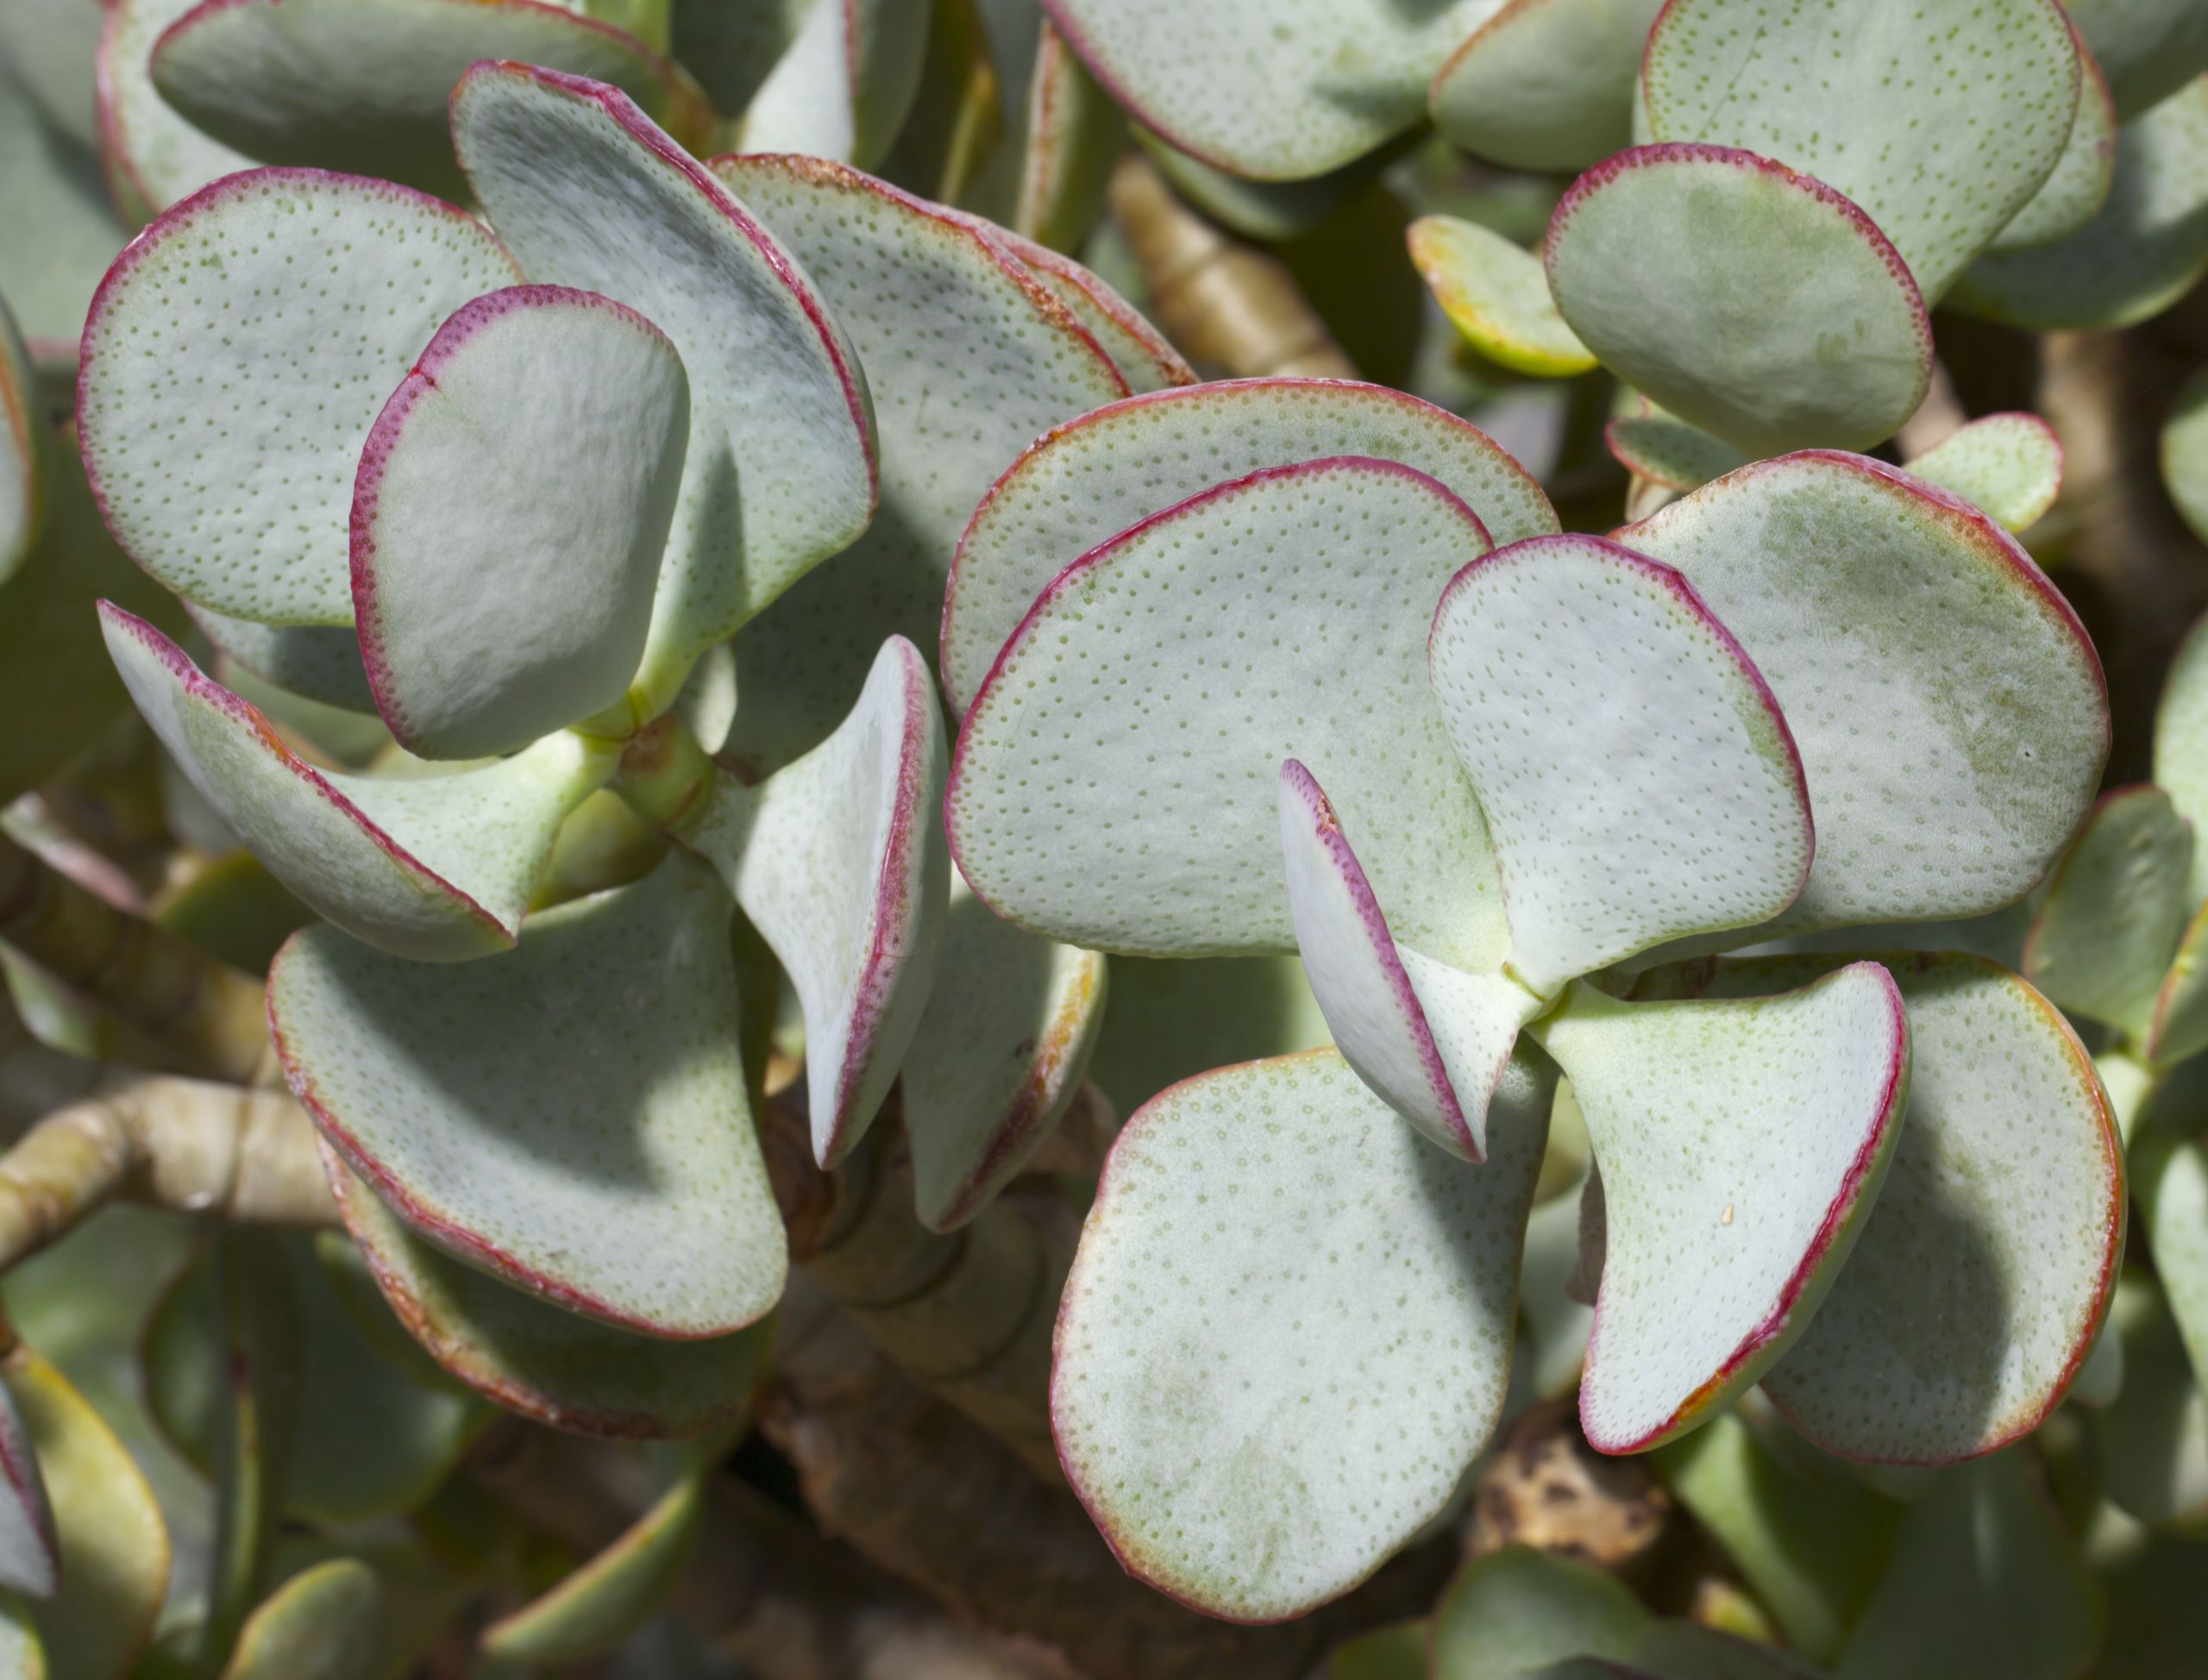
[96,0,254,221]
[1430,0,1665,174]
[1900,412,2065,533]
[479,1477,700,1664]
[2067,0,2208,121]
[1430,1545,1649,1679]
[2023,786,2192,1038]
[1408,214,1596,377]
[218,1559,382,1680]
[740,0,928,166]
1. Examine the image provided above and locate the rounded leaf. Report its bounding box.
[1985,15,2118,255]
[1407,214,1596,377]
[96,0,254,220]
[739,0,928,167]
[1604,392,1748,494]
[218,1559,382,1680]
[183,605,377,714]
[2067,0,2208,121]
[2023,786,2192,1039]
[1900,412,2064,533]
[1429,0,1666,173]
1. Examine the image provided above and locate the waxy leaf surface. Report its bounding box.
[0,42,130,355]
[740,0,927,166]
[353,285,690,758]
[272,856,784,1337]
[78,167,521,625]
[2067,0,2208,120]
[1985,15,2117,254]
[1053,1047,1552,1621]
[1532,965,1910,1452]
[184,605,377,714]
[2023,786,2192,1038]
[944,377,1552,714]
[1429,1545,1648,1679]
[1605,393,1748,494]
[1430,0,1664,173]
[1899,412,2064,532]
[102,606,614,960]
[1407,215,1595,378]
[97,0,254,220]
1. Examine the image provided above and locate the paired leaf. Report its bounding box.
[327,1159,772,1437]
[1626,451,2108,940]
[78,168,521,624]
[150,0,699,203]
[96,0,253,221]
[944,376,1554,714]
[1640,0,2079,301]
[102,606,615,960]
[1277,759,1536,1161]
[1036,0,1502,179]
[2023,786,2192,1039]
[681,635,948,1167]
[1408,215,1596,378]
[1900,413,2064,533]
[1428,533,1811,994]
[1546,146,1934,455]
[271,856,784,1336]
[740,0,929,166]
[1532,965,1910,1453]
[712,151,1124,768]
[950,457,1509,963]
[353,285,690,757]
[1052,1046,1552,1621]
[1430,0,1665,173]
[901,870,1107,1230]
[217,1559,383,1680]
[452,63,875,703]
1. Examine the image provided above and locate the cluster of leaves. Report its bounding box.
[0,0,2205,1676]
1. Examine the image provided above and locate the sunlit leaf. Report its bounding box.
[1899,412,2064,533]
[740,0,928,166]
[1408,215,1596,377]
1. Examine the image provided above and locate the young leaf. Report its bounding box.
[1277,759,1537,1162]
[149,0,701,203]
[1625,451,2108,940]
[0,300,46,588]
[709,152,1125,768]
[1428,0,1666,174]
[182,606,378,715]
[1429,1545,1650,1679]
[326,1157,772,1437]
[1985,15,2118,254]
[1407,215,1596,377]
[3,1346,168,1680]
[96,0,253,221]
[1035,0,1498,179]
[1950,77,2208,330]
[901,871,1108,1231]
[217,1558,382,1680]
[1604,392,1749,494]
[2066,0,2208,121]
[0,1376,53,1600]
[1546,146,1934,454]
[1052,1046,1552,1621]
[679,636,947,1167]
[101,605,616,961]
[1663,954,2123,1464]
[1640,0,2079,302]
[739,0,928,166]
[944,376,1555,715]
[477,1476,700,1666]
[353,285,690,758]
[1899,412,2065,533]
[270,856,785,1337]
[1427,533,1813,994]
[950,457,1509,964]
[2023,786,2192,1038]
[451,63,875,703]
[1530,964,1910,1453]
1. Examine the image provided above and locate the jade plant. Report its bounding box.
[0,0,2204,1674]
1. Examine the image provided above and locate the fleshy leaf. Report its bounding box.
[478,1476,700,1665]
[184,605,377,714]
[1428,533,1812,994]
[1899,412,2064,532]
[0,300,47,587]
[271,856,783,1336]
[902,871,1107,1231]
[2153,898,2208,1065]
[679,636,948,1167]
[1428,0,1665,173]
[2155,608,2208,899]
[2067,0,2208,121]
[944,378,1554,717]
[1052,1046,1552,1622]
[1546,146,1933,455]
[2134,1119,2208,1392]
[0,1376,52,1600]
[1985,14,2118,254]
[1950,78,2208,331]
[1659,954,2123,1464]
[2098,1274,2208,1533]
[2022,786,2192,1038]
[1530,963,1910,1453]
[96,0,254,220]
[1036,0,1502,180]
[77,167,521,625]
[326,1155,771,1437]
[451,63,875,702]
[1604,392,1749,494]
[739,0,928,166]
[1408,214,1596,377]
[1629,1623,1823,1679]
[1640,0,2079,301]
[978,222,1193,393]
[0,35,131,358]
[1626,451,2108,939]
[101,605,616,960]
[949,456,1509,963]
[150,0,700,203]
[0,1597,41,1680]
[1011,21,1125,254]
[2163,365,2208,547]
[353,285,690,758]
[4,1347,168,1680]
[219,1558,382,1680]
[1832,1452,2097,1680]
[1429,1545,1649,1679]
[711,152,1124,768]
[1277,759,1537,1162]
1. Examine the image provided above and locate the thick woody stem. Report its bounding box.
[0,832,273,1084]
